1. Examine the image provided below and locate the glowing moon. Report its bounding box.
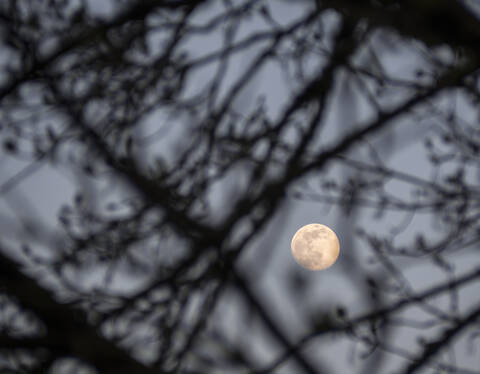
[291,224,340,270]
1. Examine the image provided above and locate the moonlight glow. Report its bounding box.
[290,223,340,271]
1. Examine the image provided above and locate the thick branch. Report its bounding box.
[233,270,326,374]
[0,248,161,374]
[323,0,480,52]
[0,0,204,103]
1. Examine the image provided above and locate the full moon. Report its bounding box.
[290,223,340,271]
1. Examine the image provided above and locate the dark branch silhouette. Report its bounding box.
[1,0,480,373]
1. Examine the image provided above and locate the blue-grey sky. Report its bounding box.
[1,1,479,373]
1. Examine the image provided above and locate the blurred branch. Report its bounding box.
[232,269,326,374]
[401,302,480,374]
[323,0,480,52]
[0,0,204,103]
[0,248,161,374]
[1,0,480,372]
[262,266,480,372]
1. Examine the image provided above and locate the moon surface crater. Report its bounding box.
[291,224,340,271]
